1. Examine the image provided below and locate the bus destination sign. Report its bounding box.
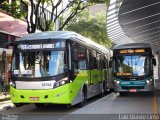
[119,49,145,54]
[19,44,55,50]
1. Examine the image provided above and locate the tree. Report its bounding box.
[0,1,27,18]
[0,0,109,33]
[65,10,112,48]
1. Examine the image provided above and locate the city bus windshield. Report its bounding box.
[113,55,152,77]
[12,51,66,78]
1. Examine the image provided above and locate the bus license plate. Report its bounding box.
[29,97,39,101]
[129,89,137,92]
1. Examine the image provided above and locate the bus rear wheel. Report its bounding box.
[99,83,105,97]
[34,103,45,108]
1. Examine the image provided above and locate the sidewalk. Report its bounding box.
[155,79,160,114]
[0,92,14,111]
[0,92,10,102]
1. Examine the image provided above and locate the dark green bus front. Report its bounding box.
[112,48,155,93]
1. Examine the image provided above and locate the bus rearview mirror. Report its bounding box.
[109,57,113,68]
[152,58,156,66]
[109,60,112,68]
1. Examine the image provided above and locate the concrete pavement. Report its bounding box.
[0,80,159,120]
[61,80,160,120]
[0,92,14,111]
[155,79,160,114]
[0,100,14,111]
[0,92,10,101]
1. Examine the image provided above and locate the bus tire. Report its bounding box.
[119,92,125,96]
[76,89,87,108]
[148,91,154,96]
[65,104,71,109]
[103,81,109,94]
[34,103,45,108]
[100,83,105,97]
[14,103,23,107]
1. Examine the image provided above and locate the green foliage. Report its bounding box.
[0,1,27,19]
[65,10,112,48]
[0,0,110,34]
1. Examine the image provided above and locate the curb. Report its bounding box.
[3,105,15,110]
[0,104,15,111]
[0,97,10,102]
[0,93,10,102]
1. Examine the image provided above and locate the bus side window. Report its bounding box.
[92,51,97,69]
[103,56,107,69]
[152,57,156,66]
[106,56,109,69]
[109,57,113,68]
[86,50,90,69]
[78,46,87,70]
[88,50,93,70]
[71,42,79,76]
[97,53,101,70]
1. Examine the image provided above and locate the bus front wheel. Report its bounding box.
[34,103,45,108]
[76,90,87,108]
[14,103,23,107]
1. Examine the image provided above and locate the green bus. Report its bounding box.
[110,43,156,93]
[9,31,112,108]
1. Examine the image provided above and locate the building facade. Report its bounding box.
[0,0,63,90]
[0,11,28,88]
[0,0,29,90]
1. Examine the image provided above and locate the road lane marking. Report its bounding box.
[153,89,159,120]
[60,93,114,120]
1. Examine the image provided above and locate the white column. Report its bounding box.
[153,53,158,79]
[158,51,160,79]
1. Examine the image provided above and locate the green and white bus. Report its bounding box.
[10,31,112,108]
[110,43,156,93]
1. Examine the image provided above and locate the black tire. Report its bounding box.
[110,88,116,93]
[100,83,105,97]
[34,103,45,108]
[148,91,154,96]
[64,104,71,109]
[14,103,22,107]
[119,92,125,96]
[103,82,110,95]
[76,90,87,108]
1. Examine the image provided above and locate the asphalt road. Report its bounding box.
[0,93,105,120]
[0,80,159,120]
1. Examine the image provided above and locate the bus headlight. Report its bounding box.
[10,81,16,88]
[114,80,120,84]
[146,79,153,84]
[146,80,150,84]
[53,77,68,88]
[54,82,60,88]
[117,81,120,84]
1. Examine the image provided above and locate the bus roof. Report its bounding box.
[16,31,111,54]
[113,43,151,50]
[16,31,76,41]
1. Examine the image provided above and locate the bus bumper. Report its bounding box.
[10,85,73,104]
[114,83,154,92]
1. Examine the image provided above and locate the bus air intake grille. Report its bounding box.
[122,86,144,89]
